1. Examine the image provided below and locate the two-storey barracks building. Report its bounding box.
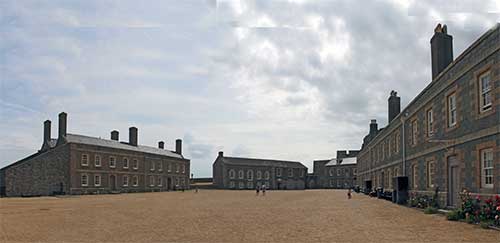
[357,23,499,207]
[0,112,191,197]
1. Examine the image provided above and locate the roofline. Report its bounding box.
[362,22,500,150]
[222,156,307,168]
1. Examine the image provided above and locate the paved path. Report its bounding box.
[1,190,499,242]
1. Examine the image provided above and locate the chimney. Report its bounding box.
[388,90,401,123]
[129,127,138,146]
[158,141,164,149]
[56,112,67,145]
[218,151,224,157]
[175,139,182,155]
[431,23,453,79]
[369,119,378,136]
[336,150,347,160]
[111,130,119,141]
[44,120,51,143]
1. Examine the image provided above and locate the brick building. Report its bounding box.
[356,23,499,207]
[0,112,190,197]
[212,151,307,190]
[312,150,359,189]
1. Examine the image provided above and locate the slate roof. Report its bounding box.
[324,159,338,166]
[325,157,357,166]
[220,156,306,168]
[65,133,185,159]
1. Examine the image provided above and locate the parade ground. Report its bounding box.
[1,190,499,242]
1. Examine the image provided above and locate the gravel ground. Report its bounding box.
[1,190,499,242]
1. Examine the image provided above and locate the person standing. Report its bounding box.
[256,186,260,196]
[261,184,266,196]
[347,188,352,199]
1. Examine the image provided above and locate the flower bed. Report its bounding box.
[445,190,500,230]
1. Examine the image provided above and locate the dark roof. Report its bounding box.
[220,156,306,168]
[65,133,186,159]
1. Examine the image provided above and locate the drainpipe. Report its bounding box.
[401,111,409,176]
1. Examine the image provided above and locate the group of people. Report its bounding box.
[255,184,267,196]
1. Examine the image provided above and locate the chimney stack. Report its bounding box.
[218,151,224,157]
[43,120,51,144]
[336,150,347,160]
[158,141,164,149]
[369,119,378,136]
[129,127,138,146]
[431,23,453,79]
[56,112,67,145]
[175,139,182,155]
[388,90,401,123]
[111,130,119,141]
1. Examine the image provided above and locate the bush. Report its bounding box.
[424,207,438,214]
[446,210,462,221]
[480,221,493,229]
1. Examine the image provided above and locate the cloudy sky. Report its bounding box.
[1,0,499,177]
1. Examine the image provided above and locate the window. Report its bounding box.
[395,132,400,153]
[95,155,101,167]
[353,168,357,175]
[167,163,172,172]
[427,109,434,137]
[381,142,385,160]
[329,180,334,187]
[150,161,155,171]
[133,176,138,187]
[229,181,235,188]
[256,171,262,179]
[158,162,163,172]
[300,169,304,177]
[427,161,435,188]
[277,168,282,177]
[411,120,418,145]
[288,168,293,177]
[412,164,418,189]
[123,158,129,169]
[81,174,88,186]
[123,175,129,187]
[238,170,244,179]
[337,180,341,188]
[388,139,392,157]
[149,176,154,187]
[247,181,253,189]
[337,169,341,176]
[158,177,163,187]
[94,175,101,187]
[394,167,399,177]
[239,182,244,189]
[181,164,185,174]
[133,159,138,170]
[448,93,457,127]
[247,170,253,181]
[81,154,89,166]
[481,148,493,188]
[109,156,116,168]
[264,171,270,180]
[329,168,334,176]
[346,169,349,177]
[176,164,180,173]
[479,72,492,112]
[229,169,236,179]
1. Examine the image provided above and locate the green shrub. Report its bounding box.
[480,221,492,229]
[424,207,438,214]
[446,210,462,221]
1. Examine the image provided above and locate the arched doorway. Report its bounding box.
[167,177,172,191]
[110,175,116,191]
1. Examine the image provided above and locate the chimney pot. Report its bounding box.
[111,130,119,141]
[129,127,138,146]
[158,141,164,149]
[388,90,401,123]
[369,119,378,136]
[175,139,182,155]
[218,151,224,157]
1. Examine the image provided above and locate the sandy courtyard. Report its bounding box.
[1,190,499,242]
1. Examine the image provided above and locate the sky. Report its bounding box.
[0,0,499,177]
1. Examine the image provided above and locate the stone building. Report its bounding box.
[212,151,307,190]
[0,112,190,197]
[312,150,359,189]
[356,23,499,207]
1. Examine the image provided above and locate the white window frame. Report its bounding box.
[264,171,270,180]
[427,109,434,137]
[288,168,293,177]
[81,154,89,166]
[412,164,418,189]
[123,175,129,187]
[329,168,334,177]
[158,176,163,187]
[123,158,129,169]
[94,174,101,187]
[353,168,357,175]
[277,168,282,177]
[238,170,244,179]
[481,148,494,188]
[256,171,262,180]
[181,164,185,174]
[247,170,253,181]
[95,155,101,167]
[167,163,172,172]
[229,181,235,188]
[81,174,88,187]
[448,93,457,127]
[133,176,138,187]
[337,169,341,176]
[150,161,155,171]
[427,161,435,188]
[109,156,116,168]
[133,159,138,170]
[229,169,235,179]
[176,164,180,173]
[411,120,418,145]
[158,162,163,172]
[239,181,245,189]
[247,181,253,189]
[149,175,155,187]
[479,71,492,112]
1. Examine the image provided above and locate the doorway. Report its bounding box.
[448,156,460,207]
[167,177,172,191]
[110,175,116,191]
